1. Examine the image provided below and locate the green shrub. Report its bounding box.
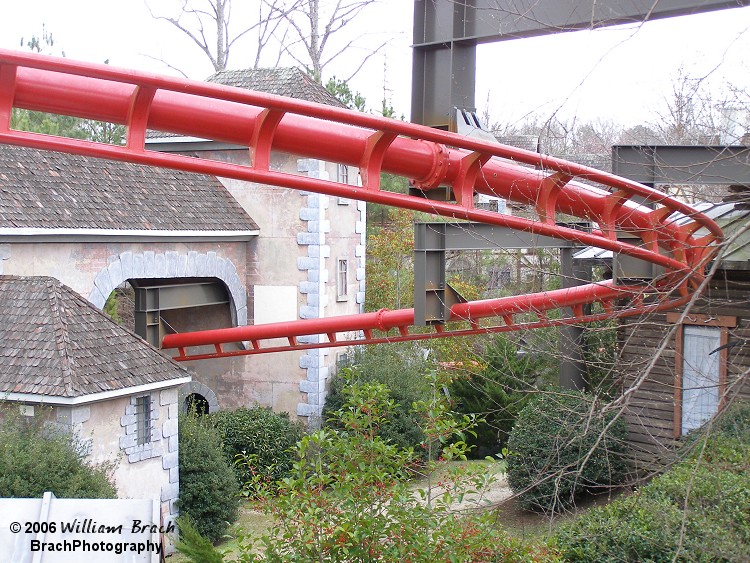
[449,334,552,457]
[581,319,618,396]
[506,389,628,513]
[713,400,750,440]
[207,406,303,494]
[178,376,559,562]
[0,409,116,499]
[323,343,431,452]
[178,412,240,543]
[553,400,750,561]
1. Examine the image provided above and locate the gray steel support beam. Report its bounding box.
[412,0,749,129]
[414,221,592,390]
[414,222,574,325]
[412,1,477,129]
[612,145,750,186]
[133,281,229,347]
[559,247,592,391]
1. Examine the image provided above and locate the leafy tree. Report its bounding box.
[449,333,553,456]
[365,207,415,311]
[207,406,303,496]
[324,75,366,111]
[179,376,555,562]
[506,389,628,513]
[0,408,117,499]
[324,344,432,452]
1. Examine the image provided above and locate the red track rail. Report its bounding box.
[0,49,723,361]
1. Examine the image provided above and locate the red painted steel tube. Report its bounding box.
[0,49,725,359]
[162,282,636,350]
[3,51,720,243]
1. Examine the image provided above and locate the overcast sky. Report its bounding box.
[1,1,749,129]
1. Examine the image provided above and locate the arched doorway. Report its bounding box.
[185,392,210,415]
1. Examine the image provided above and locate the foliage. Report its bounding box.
[0,408,116,499]
[506,389,629,513]
[365,208,415,311]
[323,344,432,452]
[325,76,366,111]
[175,516,225,563]
[207,406,303,497]
[449,333,554,457]
[366,173,410,231]
[178,376,558,562]
[178,411,240,543]
[12,28,125,144]
[103,291,121,324]
[581,319,618,395]
[552,401,750,561]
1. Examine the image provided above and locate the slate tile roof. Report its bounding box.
[0,276,190,398]
[207,67,346,107]
[0,144,258,231]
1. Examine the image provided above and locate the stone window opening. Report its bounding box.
[135,395,152,446]
[337,258,348,301]
[121,393,161,463]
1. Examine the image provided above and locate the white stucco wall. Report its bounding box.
[75,387,180,530]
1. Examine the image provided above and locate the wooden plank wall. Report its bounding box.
[617,273,750,474]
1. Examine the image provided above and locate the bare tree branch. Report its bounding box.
[146,0,299,73]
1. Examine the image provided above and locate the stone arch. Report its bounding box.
[179,381,220,413]
[87,250,247,327]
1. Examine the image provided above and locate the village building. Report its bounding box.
[0,67,364,426]
[0,275,190,530]
[618,190,750,471]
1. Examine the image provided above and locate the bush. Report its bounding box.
[506,389,628,513]
[178,412,240,543]
[207,406,303,494]
[323,343,431,452]
[0,409,116,499]
[552,401,750,561]
[178,376,559,562]
[449,334,552,457]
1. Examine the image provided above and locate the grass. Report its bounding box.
[169,507,274,562]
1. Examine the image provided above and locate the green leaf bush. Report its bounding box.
[0,409,116,499]
[178,375,560,562]
[449,334,554,457]
[323,343,431,452]
[552,401,750,562]
[506,389,628,513]
[207,406,303,494]
[178,412,240,543]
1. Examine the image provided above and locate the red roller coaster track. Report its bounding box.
[0,49,723,362]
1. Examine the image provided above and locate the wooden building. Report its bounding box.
[618,193,750,472]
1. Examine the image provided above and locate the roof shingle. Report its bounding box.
[0,276,190,398]
[0,144,258,231]
[207,67,346,107]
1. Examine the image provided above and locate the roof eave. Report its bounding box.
[0,376,193,406]
[0,228,260,243]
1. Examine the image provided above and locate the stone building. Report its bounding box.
[0,275,190,530]
[0,67,364,425]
